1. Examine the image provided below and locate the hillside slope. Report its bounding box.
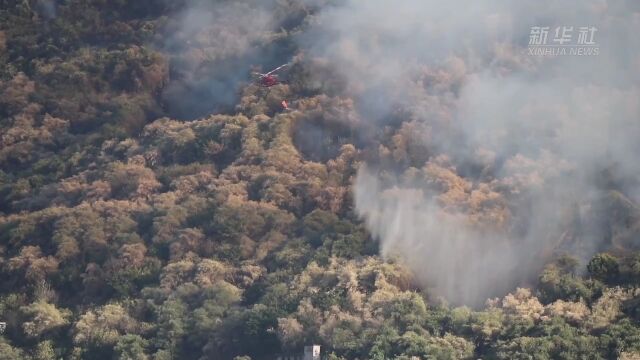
[1,1,640,359]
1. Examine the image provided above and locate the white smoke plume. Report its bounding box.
[159,0,302,119]
[298,0,640,305]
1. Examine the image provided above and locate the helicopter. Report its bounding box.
[252,63,289,87]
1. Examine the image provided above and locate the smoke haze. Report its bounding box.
[159,0,302,119]
[296,0,640,305]
[163,0,640,305]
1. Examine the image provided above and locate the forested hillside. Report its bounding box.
[1,1,640,359]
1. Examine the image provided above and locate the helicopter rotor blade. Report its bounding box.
[265,63,289,76]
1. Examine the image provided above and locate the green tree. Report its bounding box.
[114,335,150,360]
[588,253,620,283]
[21,301,70,339]
[34,340,56,360]
[0,339,26,360]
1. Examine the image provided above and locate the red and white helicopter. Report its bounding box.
[251,63,293,111]
[252,63,289,87]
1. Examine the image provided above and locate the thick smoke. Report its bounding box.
[159,0,300,119]
[158,0,640,305]
[34,0,57,21]
[300,0,640,305]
